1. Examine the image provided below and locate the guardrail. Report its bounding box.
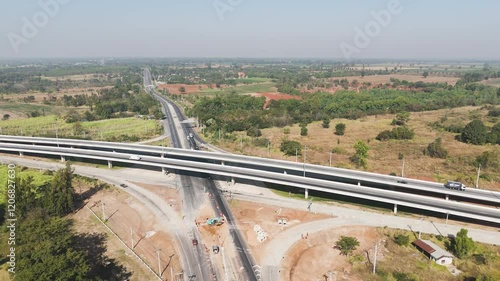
[1,142,499,224]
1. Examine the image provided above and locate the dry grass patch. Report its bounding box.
[203,106,499,190]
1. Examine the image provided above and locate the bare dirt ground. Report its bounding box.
[280,226,383,281]
[43,74,108,81]
[227,199,333,263]
[72,184,182,281]
[157,83,216,95]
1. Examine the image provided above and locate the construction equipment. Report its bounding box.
[206,217,225,226]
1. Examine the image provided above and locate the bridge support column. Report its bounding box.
[108,160,113,169]
[393,204,398,214]
[358,182,361,186]
[305,188,309,199]
[19,152,24,156]
[445,194,449,200]
[284,171,287,175]
[221,161,225,166]
[162,167,168,175]
[231,177,235,185]
[61,155,65,162]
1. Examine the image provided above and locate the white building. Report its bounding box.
[413,239,454,265]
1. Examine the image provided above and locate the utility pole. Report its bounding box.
[401,158,405,177]
[303,145,307,177]
[476,164,481,188]
[130,227,134,249]
[373,241,379,274]
[295,148,298,162]
[329,151,332,167]
[240,134,243,148]
[267,141,270,156]
[218,128,221,141]
[446,212,449,226]
[171,267,174,281]
[101,201,106,221]
[156,248,162,278]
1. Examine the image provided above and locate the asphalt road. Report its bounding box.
[145,69,258,281]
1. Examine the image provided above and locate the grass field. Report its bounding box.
[227,77,273,84]
[202,106,500,190]
[0,102,69,119]
[0,115,162,141]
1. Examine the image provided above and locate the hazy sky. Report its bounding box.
[1,0,499,59]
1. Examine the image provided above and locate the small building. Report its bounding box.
[413,239,454,265]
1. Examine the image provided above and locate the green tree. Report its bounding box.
[423,71,429,78]
[350,141,369,168]
[453,228,475,258]
[461,120,488,145]
[17,211,90,281]
[335,236,360,256]
[322,118,330,128]
[280,140,302,156]
[300,125,308,136]
[179,86,186,94]
[423,138,448,158]
[335,123,346,136]
[47,162,75,217]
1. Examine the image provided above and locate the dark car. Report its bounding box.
[397,180,408,184]
[120,183,127,188]
[192,239,198,246]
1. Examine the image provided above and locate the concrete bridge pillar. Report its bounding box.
[284,171,287,174]
[445,194,449,200]
[107,160,113,169]
[162,167,168,175]
[305,188,309,199]
[358,182,361,186]
[60,155,65,162]
[231,177,235,185]
[19,151,24,156]
[393,204,398,214]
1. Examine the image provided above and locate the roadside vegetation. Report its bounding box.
[0,163,130,280]
[350,228,500,281]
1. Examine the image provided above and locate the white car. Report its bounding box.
[129,155,141,160]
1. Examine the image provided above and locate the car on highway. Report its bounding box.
[120,183,127,188]
[192,239,198,246]
[129,155,141,160]
[397,180,408,184]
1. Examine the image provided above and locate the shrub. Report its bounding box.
[394,234,410,246]
[376,126,415,141]
[423,138,448,158]
[331,147,346,155]
[335,123,346,136]
[322,118,330,128]
[283,127,290,135]
[246,127,262,137]
[280,140,302,156]
[335,236,360,256]
[300,126,308,136]
[252,138,269,148]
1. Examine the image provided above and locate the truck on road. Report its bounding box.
[129,155,141,160]
[444,181,466,191]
